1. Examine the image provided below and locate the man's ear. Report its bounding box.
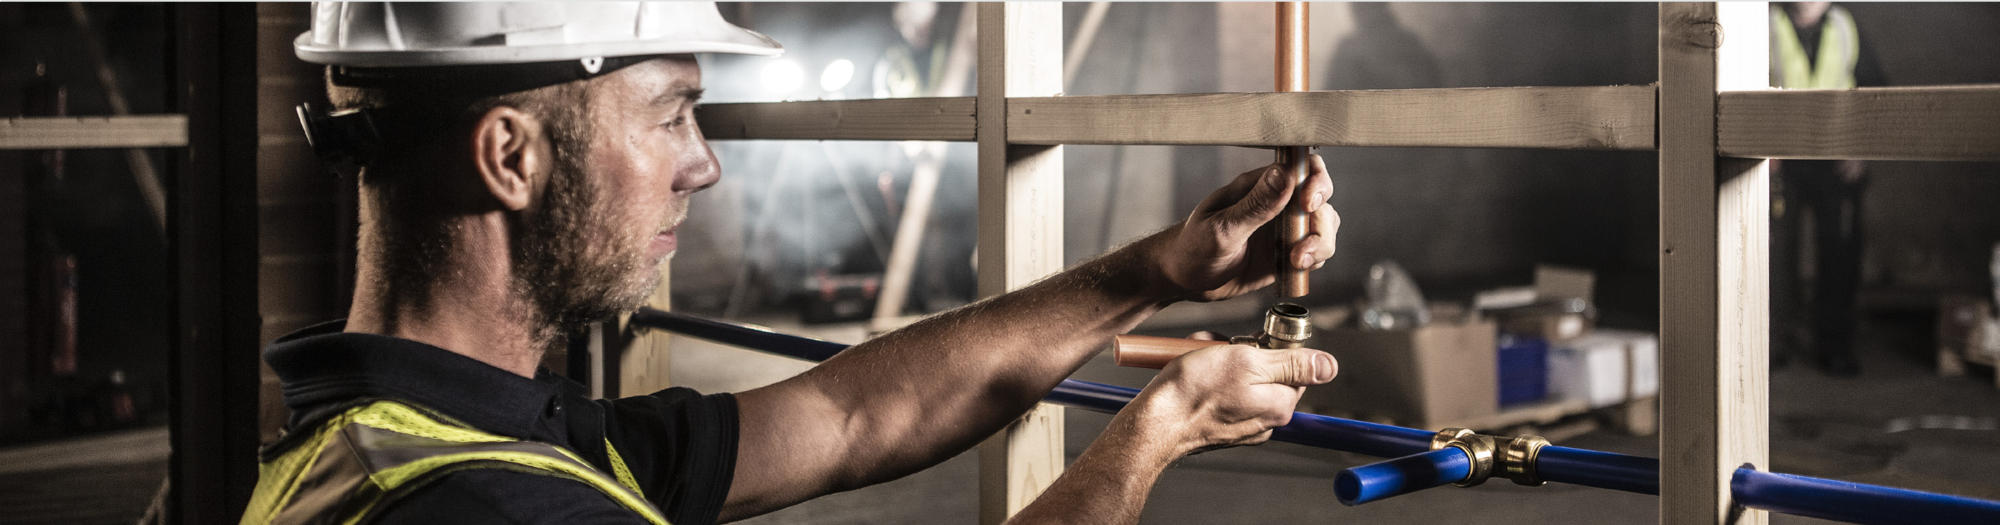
[469,106,546,211]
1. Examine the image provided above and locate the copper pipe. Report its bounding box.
[1112,335,1217,369]
[1275,2,1311,298]
[1113,303,1313,369]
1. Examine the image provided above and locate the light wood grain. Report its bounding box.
[618,263,674,397]
[975,4,1066,524]
[695,97,975,142]
[1719,85,2000,161]
[1007,86,1656,149]
[0,115,189,150]
[1659,3,1771,525]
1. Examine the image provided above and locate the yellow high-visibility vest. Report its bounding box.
[1772,6,1860,89]
[239,400,668,525]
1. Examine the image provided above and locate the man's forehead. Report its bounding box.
[599,55,704,104]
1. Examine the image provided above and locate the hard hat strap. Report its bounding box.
[296,102,385,176]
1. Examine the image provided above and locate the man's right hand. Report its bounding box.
[1128,344,1338,456]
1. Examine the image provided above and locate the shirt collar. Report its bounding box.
[265,319,572,442]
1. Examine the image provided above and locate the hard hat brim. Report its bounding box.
[295,27,782,68]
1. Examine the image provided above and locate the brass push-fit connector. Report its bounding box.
[1430,428,1552,487]
[1115,303,1314,368]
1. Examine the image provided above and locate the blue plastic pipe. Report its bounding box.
[628,310,1633,487]
[1733,467,2000,524]
[630,309,1441,457]
[635,310,2000,521]
[1335,448,1472,505]
[1539,445,1660,495]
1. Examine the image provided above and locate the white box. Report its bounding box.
[1549,329,1658,408]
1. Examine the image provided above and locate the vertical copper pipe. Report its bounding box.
[1275,2,1311,298]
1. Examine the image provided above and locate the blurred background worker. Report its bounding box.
[1770,2,1885,376]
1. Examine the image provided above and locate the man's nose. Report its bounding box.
[678,141,722,193]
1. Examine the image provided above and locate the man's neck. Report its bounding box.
[345,217,552,378]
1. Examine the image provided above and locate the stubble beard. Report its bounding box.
[511,156,664,348]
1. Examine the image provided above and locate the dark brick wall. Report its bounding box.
[253,3,349,443]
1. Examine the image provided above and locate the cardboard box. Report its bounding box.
[1548,329,1659,409]
[1483,265,1597,342]
[1499,309,1592,341]
[1301,317,1498,428]
[1534,265,1595,303]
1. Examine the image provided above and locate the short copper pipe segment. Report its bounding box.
[1113,303,1313,368]
[1275,2,1311,298]
[1112,335,1217,369]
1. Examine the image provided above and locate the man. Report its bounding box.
[245,3,1342,524]
[1769,2,1880,376]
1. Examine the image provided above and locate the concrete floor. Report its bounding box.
[688,310,2000,524]
[0,426,168,524]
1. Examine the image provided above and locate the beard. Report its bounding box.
[510,155,663,341]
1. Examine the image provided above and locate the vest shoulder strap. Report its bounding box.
[241,400,668,525]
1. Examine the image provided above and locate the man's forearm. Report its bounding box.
[1007,405,1178,525]
[800,227,1179,485]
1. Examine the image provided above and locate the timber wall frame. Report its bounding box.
[9,2,1994,524]
[692,3,2000,524]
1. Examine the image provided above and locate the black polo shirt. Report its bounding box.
[263,320,739,524]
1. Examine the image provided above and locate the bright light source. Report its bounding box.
[762,59,804,96]
[820,59,855,93]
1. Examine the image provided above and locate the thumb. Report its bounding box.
[1215,166,1296,238]
[1254,348,1338,387]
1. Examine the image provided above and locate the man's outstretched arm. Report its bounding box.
[721,156,1340,521]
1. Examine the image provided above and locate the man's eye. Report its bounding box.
[663,116,688,129]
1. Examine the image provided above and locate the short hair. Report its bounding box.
[326,68,596,309]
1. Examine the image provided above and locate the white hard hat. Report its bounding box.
[295,2,782,68]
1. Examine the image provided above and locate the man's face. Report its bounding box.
[518,56,718,330]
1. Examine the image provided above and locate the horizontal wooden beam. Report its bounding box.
[0,115,189,150]
[697,97,975,142]
[1718,84,2000,161]
[697,85,2000,161]
[1007,86,1657,150]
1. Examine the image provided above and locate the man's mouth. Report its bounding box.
[650,228,677,258]
[650,205,689,259]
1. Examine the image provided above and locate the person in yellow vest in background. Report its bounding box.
[1770,2,1884,376]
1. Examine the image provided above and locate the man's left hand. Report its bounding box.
[1149,154,1339,302]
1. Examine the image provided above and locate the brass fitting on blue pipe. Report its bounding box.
[1430,428,1549,487]
[1500,434,1551,486]
[1430,428,1496,487]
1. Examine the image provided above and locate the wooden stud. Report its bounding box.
[0,115,189,150]
[1719,85,2000,161]
[1658,3,1770,524]
[617,263,674,397]
[975,3,1065,524]
[697,97,976,142]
